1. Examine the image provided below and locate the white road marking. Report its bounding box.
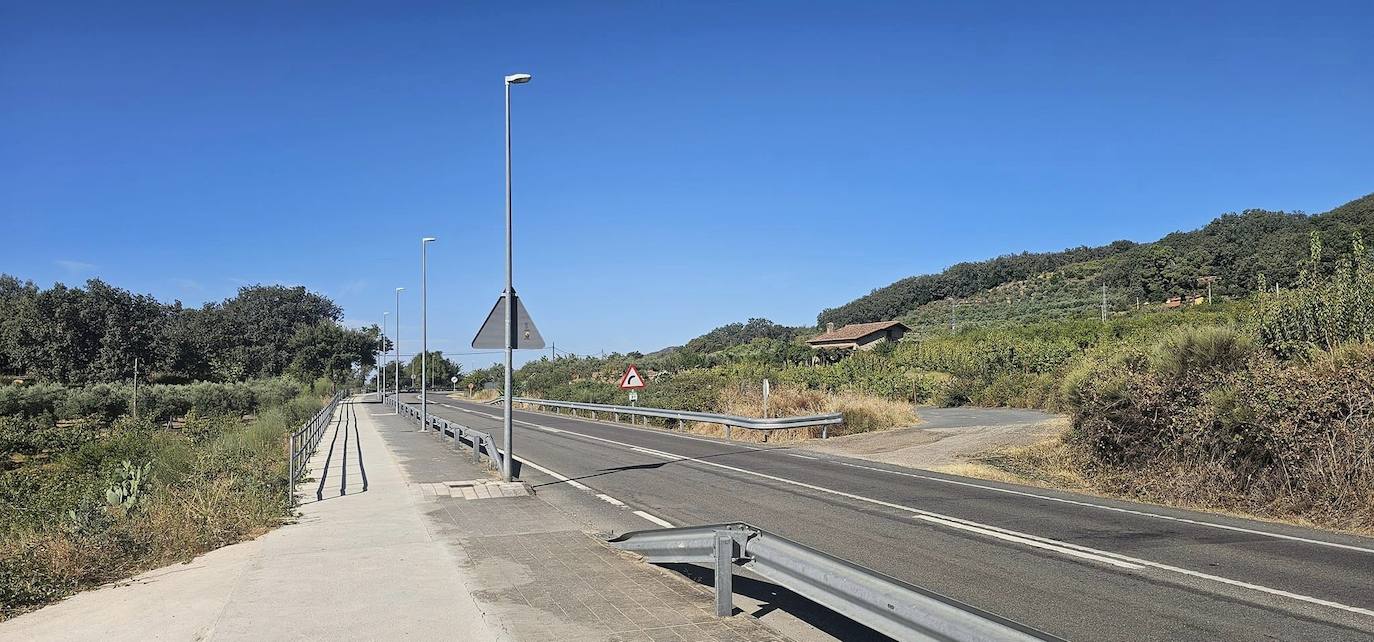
[596,493,626,506]
[505,421,1374,618]
[914,515,1142,570]
[517,456,590,491]
[787,453,819,460]
[460,398,1372,557]
[634,511,674,528]
[828,460,1374,555]
[631,446,686,461]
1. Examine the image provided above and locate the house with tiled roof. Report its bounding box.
[806,320,910,351]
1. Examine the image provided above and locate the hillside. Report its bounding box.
[816,193,1374,331]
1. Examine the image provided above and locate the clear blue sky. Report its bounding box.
[3,1,1371,371]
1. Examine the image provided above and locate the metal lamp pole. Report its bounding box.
[394,287,404,414]
[502,72,531,482]
[380,311,389,402]
[421,237,436,430]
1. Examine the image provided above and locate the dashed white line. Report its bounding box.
[633,511,674,528]
[596,493,626,507]
[787,453,819,460]
[431,400,1374,617]
[506,420,1374,619]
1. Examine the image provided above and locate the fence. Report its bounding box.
[496,396,845,439]
[610,522,1052,641]
[286,389,347,505]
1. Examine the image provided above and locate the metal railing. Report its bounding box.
[287,389,348,505]
[495,397,845,438]
[389,397,511,474]
[610,522,1050,642]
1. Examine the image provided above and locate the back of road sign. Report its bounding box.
[472,293,545,349]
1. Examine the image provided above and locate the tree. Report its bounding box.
[406,351,461,390]
[287,322,379,387]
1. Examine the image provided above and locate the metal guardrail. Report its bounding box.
[287,389,348,505]
[609,523,1051,642]
[495,396,845,439]
[388,396,511,474]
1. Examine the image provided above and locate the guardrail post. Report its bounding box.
[714,531,733,617]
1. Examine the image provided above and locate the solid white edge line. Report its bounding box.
[509,415,1374,618]
[787,453,819,460]
[464,398,1374,555]
[830,460,1374,555]
[596,493,627,507]
[517,456,590,491]
[437,399,1374,618]
[634,511,674,528]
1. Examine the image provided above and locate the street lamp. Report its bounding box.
[421,237,436,431]
[501,72,531,482]
[394,287,404,414]
[380,311,389,402]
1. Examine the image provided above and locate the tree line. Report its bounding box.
[0,277,380,386]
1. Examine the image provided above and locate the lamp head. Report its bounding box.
[505,73,532,84]
[422,237,437,243]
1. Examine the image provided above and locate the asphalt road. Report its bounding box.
[398,394,1374,641]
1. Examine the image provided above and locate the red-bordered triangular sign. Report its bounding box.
[619,365,646,389]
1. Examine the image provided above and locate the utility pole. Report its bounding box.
[132,357,139,419]
[1198,276,1217,304]
[1101,283,1107,323]
[949,298,956,332]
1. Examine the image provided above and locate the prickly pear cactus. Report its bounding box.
[105,460,152,512]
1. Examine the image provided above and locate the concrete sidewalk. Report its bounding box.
[0,397,496,641]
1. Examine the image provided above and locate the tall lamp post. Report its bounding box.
[380,311,389,402]
[421,237,436,430]
[501,72,531,482]
[394,287,404,414]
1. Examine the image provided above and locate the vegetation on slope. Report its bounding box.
[0,379,329,618]
[819,193,1374,329]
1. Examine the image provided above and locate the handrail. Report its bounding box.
[610,522,1052,642]
[287,389,348,505]
[495,396,844,438]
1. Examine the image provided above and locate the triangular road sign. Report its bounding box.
[619,364,646,389]
[472,293,545,349]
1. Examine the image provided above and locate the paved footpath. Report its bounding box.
[0,398,786,642]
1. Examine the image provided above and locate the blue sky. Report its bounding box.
[3,1,1371,371]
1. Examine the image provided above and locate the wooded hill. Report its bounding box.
[816,193,1374,330]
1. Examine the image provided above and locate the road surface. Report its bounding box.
[399,394,1374,641]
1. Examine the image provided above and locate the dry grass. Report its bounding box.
[691,385,918,443]
[956,432,1374,537]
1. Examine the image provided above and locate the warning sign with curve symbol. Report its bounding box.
[619,365,646,390]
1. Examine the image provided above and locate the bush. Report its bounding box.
[0,384,323,617]
[1150,326,1253,379]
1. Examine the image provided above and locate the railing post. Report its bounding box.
[715,531,733,617]
[287,431,296,506]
